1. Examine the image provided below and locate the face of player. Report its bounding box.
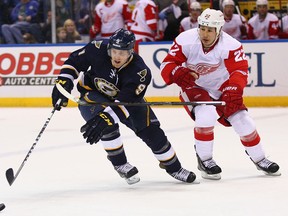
[223,5,234,18]
[190,9,201,21]
[110,48,131,68]
[198,25,218,48]
[257,5,268,19]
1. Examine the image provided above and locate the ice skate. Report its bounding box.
[253,158,281,176]
[168,168,197,183]
[196,154,222,180]
[114,162,140,185]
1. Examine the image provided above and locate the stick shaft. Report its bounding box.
[6,99,61,186]
[56,83,226,106]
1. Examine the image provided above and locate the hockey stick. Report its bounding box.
[5,99,61,186]
[56,83,226,106]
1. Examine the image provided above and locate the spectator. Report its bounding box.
[0,0,18,43]
[247,0,279,40]
[55,0,72,26]
[278,3,288,39]
[222,0,248,40]
[63,18,82,43]
[56,26,68,43]
[41,10,60,43]
[89,0,132,40]
[73,0,92,35]
[130,0,158,52]
[1,0,39,44]
[179,1,201,33]
[158,0,189,41]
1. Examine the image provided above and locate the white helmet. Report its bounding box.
[256,0,268,6]
[222,0,235,8]
[197,8,225,35]
[190,1,201,10]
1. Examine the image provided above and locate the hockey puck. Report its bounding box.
[0,203,5,211]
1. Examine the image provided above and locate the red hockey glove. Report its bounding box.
[221,84,243,118]
[172,66,199,89]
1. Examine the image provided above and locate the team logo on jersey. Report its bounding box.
[94,77,119,99]
[188,62,220,75]
[137,69,147,82]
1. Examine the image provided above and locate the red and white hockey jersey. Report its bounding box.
[130,0,158,41]
[279,15,288,38]
[90,0,132,39]
[179,16,198,33]
[247,13,279,40]
[222,14,247,40]
[160,28,248,99]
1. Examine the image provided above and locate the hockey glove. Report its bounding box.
[80,112,115,144]
[221,84,243,118]
[52,77,73,111]
[172,66,199,89]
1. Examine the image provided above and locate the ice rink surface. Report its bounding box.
[0,107,287,216]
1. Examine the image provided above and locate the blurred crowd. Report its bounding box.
[0,0,287,45]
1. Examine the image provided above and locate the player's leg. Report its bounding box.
[79,92,140,184]
[228,110,280,176]
[181,88,222,180]
[124,104,197,183]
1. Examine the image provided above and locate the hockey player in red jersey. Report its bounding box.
[52,28,197,184]
[247,0,279,40]
[89,0,132,40]
[179,1,202,33]
[130,0,158,53]
[160,8,280,180]
[222,0,248,40]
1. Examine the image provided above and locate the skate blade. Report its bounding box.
[201,171,221,180]
[125,174,140,185]
[263,170,281,176]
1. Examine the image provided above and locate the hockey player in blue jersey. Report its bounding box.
[51,28,197,184]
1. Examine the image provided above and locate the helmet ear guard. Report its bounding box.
[107,28,135,56]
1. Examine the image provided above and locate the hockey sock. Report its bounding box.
[194,127,214,161]
[101,125,127,166]
[136,125,181,173]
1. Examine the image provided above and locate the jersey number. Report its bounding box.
[234,49,246,62]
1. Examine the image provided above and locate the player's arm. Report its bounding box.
[90,9,102,39]
[268,20,280,39]
[145,4,158,33]
[52,43,95,109]
[247,23,256,39]
[221,45,249,117]
[81,67,151,144]
[160,41,198,89]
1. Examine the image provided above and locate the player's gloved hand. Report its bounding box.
[80,112,115,144]
[172,66,199,89]
[221,84,243,117]
[52,77,73,111]
[89,25,99,39]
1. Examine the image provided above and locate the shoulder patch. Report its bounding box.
[137,69,147,82]
[92,40,103,49]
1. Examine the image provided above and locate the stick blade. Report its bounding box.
[6,168,15,186]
